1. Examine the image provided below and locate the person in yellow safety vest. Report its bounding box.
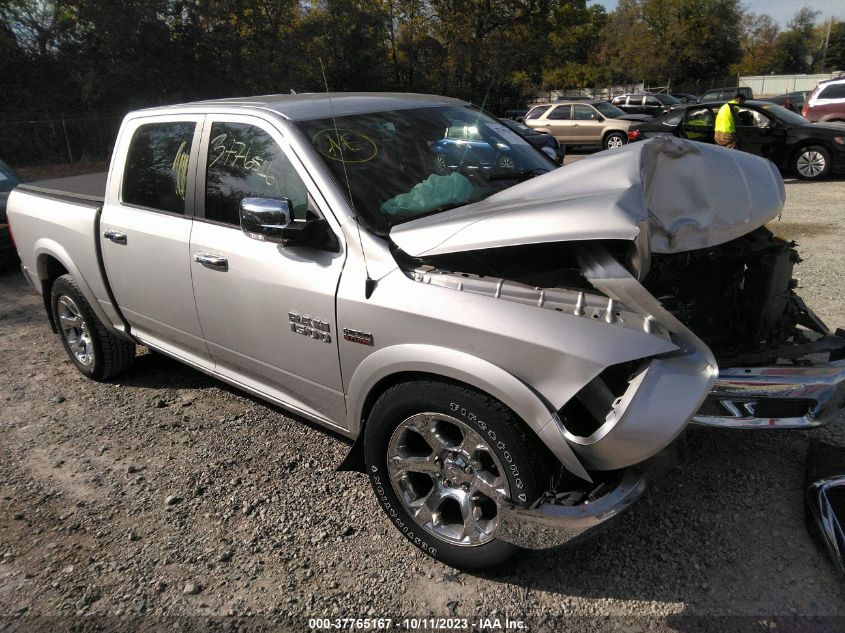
[714,93,747,149]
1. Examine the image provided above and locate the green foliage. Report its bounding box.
[0,0,840,131]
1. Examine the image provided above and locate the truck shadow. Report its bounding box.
[115,350,354,444]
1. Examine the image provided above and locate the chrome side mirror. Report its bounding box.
[239,197,291,243]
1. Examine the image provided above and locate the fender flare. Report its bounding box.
[33,239,115,335]
[343,344,590,481]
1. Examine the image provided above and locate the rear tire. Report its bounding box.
[51,274,135,381]
[364,380,552,570]
[793,145,831,180]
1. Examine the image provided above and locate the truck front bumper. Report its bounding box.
[496,468,647,550]
[693,360,845,429]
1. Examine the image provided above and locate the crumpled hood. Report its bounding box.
[390,137,786,257]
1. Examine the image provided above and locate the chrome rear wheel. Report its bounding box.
[57,295,94,367]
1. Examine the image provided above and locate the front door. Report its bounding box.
[736,108,786,162]
[189,115,346,426]
[100,115,213,368]
[571,105,605,144]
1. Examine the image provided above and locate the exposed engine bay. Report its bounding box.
[400,226,843,368]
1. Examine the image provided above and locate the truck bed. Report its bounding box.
[17,172,107,205]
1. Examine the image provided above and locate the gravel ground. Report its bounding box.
[1,170,845,631]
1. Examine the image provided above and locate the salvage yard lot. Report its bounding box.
[1,174,844,628]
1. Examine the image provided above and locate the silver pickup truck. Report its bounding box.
[8,93,845,570]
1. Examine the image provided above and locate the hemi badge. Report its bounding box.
[343,328,374,346]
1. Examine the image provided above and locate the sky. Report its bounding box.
[589,1,844,26]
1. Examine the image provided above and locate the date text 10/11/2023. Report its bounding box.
[307,617,527,630]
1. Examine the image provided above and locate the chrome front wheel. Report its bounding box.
[387,412,509,546]
[57,295,94,367]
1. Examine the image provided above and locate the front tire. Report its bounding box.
[364,381,551,570]
[794,145,831,180]
[604,132,627,150]
[51,274,135,381]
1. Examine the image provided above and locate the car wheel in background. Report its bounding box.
[434,154,449,175]
[496,155,516,170]
[794,145,831,181]
[604,132,627,150]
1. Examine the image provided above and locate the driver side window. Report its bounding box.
[573,105,596,120]
[205,122,310,226]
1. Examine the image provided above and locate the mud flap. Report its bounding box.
[336,436,366,473]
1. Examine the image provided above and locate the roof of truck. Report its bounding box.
[141,92,468,121]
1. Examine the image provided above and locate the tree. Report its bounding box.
[598,0,742,88]
[731,12,779,76]
[773,6,820,73]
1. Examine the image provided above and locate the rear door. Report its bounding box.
[543,105,573,141]
[101,115,212,368]
[189,114,346,425]
[680,106,716,143]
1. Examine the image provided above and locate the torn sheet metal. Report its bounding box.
[390,137,785,257]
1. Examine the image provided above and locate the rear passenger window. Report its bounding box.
[547,106,572,120]
[525,105,551,120]
[122,122,196,214]
[205,122,310,226]
[818,83,845,99]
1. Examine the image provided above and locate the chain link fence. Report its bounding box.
[0,116,122,167]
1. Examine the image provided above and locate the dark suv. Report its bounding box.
[803,78,845,123]
[699,86,753,103]
[611,93,681,117]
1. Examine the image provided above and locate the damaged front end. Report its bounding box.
[389,137,845,548]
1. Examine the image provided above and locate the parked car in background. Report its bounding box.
[524,100,649,150]
[671,93,699,103]
[627,100,845,180]
[698,86,754,103]
[803,78,845,123]
[499,118,565,163]
[432,122,519,174]
[0,159,21,265]
[611,93,681,117]
[760,91,810,114]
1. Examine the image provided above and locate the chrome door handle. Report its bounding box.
[103,230,127,245]
[193,252,228,271]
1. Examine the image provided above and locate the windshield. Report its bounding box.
[295,106,556,231]
[757,103,810,126]
[593,101,628,118]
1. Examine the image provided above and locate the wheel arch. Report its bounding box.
[33,241,111,335]
[342,344,589,480]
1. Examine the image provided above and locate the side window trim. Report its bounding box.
[117,115,204,218]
